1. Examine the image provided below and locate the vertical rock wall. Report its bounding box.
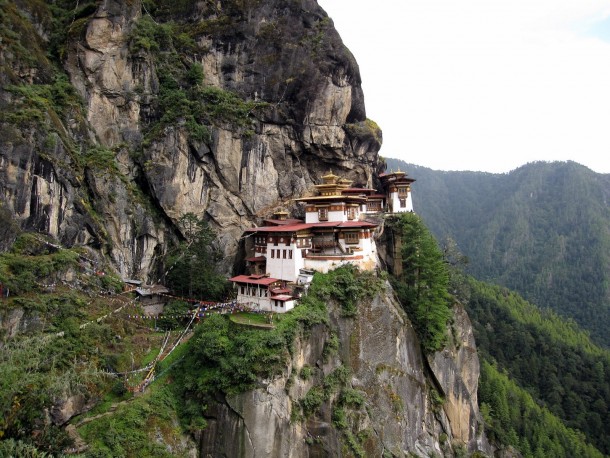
[199,285,491,457]
[0,0,381,279]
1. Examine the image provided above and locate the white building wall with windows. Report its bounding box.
[265,242,305,282]
[390,191,414,213]
[235,286,272,311]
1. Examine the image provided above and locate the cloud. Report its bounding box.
[319,0,610,173]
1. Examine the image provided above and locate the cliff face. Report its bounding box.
[0,0,380,279]
[1,2,493,456]
[198,285,491,457]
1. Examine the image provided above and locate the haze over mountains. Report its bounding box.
[386,158,610,347]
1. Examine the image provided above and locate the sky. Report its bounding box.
[317,0,610,174]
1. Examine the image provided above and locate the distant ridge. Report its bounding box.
[385,158,610,347]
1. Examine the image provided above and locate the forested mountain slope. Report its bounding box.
[463,275,610,455]
[386,158,610,347]
[0,1,493,456]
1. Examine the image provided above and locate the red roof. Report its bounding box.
[310,221,377,229]
[367,194,386,199]
[229,275,279,286]
[271,287,291,294]
[245,256,266,262]
[245,223,312,233]
[263,218,304,226]
[270,294,293,301]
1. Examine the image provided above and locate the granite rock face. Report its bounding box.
[0,2,493,456]
[199,285,491,457]
[1,0,380,279]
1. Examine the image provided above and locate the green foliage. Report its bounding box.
[0,234,80,294]
[299,365,314,380]
[466,276,610,454]
[0,320,110,450]
[156,300,191,330]
[322,332,339,361]
[0,439,53,457]
[186,63,204,86]
[344,118,382,144]
[311,264,383,317]
[78,386,179,457]
[165,213,229,301]
[0,0,54,73]
[387,159,610,347]
[80,146,120,174]
[1,75,83,128]
[339,388,366,409]
[129,15,174,54]
[301,386,325,417]
[388,213,452,353]
[99,274,124,294]
[480,360,604,458]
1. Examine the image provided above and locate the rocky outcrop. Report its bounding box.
[0,3,494,456]
[1,0,380,279]
[428,303,487,450]
[199,285,491,457]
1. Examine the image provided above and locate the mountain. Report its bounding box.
[464,274,610,455]
[0,1,491,456]
[385,158,610,347]
[1,0,380,281]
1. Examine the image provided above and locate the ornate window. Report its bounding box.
[348,207,357,220]
[318,207,328,221]
[344,232,359,244]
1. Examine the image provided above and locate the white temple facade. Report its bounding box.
[230,170,415,312]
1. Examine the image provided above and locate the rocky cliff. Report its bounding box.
[0,0,380,279]
[197,283,491,457]
[0,1,494,456]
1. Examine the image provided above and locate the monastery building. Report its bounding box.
[229,170,415,312]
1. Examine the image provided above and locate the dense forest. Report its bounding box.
[462,275,610,455]
[385,158,610,348]
[399,213,609,457]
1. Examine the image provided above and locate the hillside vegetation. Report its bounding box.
[385,158,610,347]
[463,275,610,455]
[392,213,608,457]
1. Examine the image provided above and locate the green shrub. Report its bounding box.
[299,365,314,380]
[80,146,119,173]
[310,264,382,317]
[340,388,366,409]
[301,386,324,417]
[157,300,191,330]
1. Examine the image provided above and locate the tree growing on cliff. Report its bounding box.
[165,213,228,301]
[389,213,452,353]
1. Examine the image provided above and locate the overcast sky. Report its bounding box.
[317,0,610,174]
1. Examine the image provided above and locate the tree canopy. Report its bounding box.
[165,213,229,301]
[388,213,452,353]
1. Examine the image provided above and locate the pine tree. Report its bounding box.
[390,213,452,353]
[165,213,228,300]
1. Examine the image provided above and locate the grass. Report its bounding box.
[229,311,275,328]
